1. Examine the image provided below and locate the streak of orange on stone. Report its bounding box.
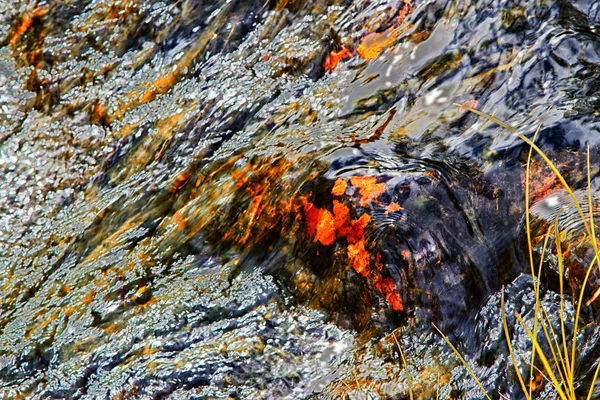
[357,29,398,60]
[304,202,320,236]
[331,179,347,196]
[304,202,336,245]
[348,239,369,276]
[170,170,192,193]
[376,277,404,310]
[323,47,352,72]
[314,209,336,245]
[142,74,177,103]
[349,176,386,206]
[384,202,403,215]
[10,7,47,46]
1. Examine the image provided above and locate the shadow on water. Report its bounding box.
[1,0,600,398]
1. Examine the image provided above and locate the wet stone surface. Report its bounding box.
[1,0,600,398]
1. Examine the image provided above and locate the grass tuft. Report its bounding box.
[433,104,600,399]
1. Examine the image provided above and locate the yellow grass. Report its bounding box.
[434,104,600,399]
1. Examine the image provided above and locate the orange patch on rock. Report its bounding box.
[385,202,403,215]
[324,46,353,72]
[10,7,47,45]
[331,179,347,196]
[357,29,398,60]
[314,208,336,245]
[170,170,192,193]
[304,202,336,245]
[82,290,96,305]
[376,278,404,310]
[396,0,414,25]
[401,249,411,259]
[346,213,371,244]
[349,176,386,206]
[333,200,350,230]
[142,74,177,103]
[304,202,320,236]
[348,239,370,276]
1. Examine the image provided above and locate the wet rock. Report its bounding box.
[2,0,600,398]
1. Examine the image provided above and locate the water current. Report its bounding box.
[1,0,600,398]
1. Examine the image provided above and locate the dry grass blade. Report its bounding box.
[454,103,517,132]
[453,104,600,399]
[586,359,600,400]
[529,230,551,397]
[432,323,492,400]
[392,331,414,400]
[514,312,569,400]
[570,145,600,385]
[501,289,531,400]
[518,135,597,255]
[555,213,573,388]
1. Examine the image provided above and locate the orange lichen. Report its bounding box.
[82,290,96,305]
[349,176,387,206]
[10,7,48,46]
[529,373,543,392]
[411,30,431,44]
[314,208,336,246]
[396,0,414,25]
[133,285,147,299]
[348,239,370,276]
[173,211,187,230]
[237,189,267,244]
[332,200,350,230]
[346,213,371,244]
[377,277,404,310]
[385,202,403,215]
[90,101,107,124]
[331,179,347,196]
[401,249,411,259]
[357,29,398,60]
[170,170,192,193]
[142,74,178,102]
[323,46,352,72]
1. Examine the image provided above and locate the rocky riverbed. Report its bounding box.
[1,0,600,398]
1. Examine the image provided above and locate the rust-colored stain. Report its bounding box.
[303,176,403,311]
[332,179,348,196]
[396,0,414,25]
[170,170,192,193]
[173,211,187,230]
[82,290,96,305]
[347,239,369,276]
[349,176,387,206]
[385,202,403,215]
[10,7,48,46]
[323,46,352,72]
[411,29,431,44]
[357,29,399,60]
[529,373,543,392]
[142,74,178,103]
[376,277,403,310]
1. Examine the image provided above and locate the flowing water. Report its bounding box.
[1,0,600,398]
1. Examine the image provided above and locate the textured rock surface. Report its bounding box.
[1,0,600,398]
